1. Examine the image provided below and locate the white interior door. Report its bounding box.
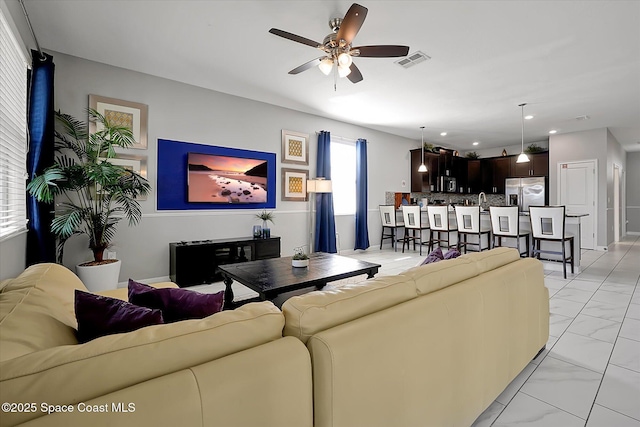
[558,160,596,249]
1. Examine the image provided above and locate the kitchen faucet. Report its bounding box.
[478,192,487,208]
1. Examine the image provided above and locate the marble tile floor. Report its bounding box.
[193,236,640,426]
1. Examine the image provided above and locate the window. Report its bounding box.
[330,140,356,215]
[0,9,28,239]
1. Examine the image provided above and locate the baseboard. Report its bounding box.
[595,246,609,251]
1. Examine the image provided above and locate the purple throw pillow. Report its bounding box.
[421,247,444,265]
[75,289,164,343]
[128,280,224,323]
[444,248,461,260]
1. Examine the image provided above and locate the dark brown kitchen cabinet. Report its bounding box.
[452,156,467,192]
[467,160,482,193]
[410,149,424,192]
[410,149,438,192]
[511,152,549,177]
[483,157,510,194]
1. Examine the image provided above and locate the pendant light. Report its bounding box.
[418,126,427,172]
[516,103,530,163]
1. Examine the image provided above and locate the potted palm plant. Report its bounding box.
[27,109,151,290]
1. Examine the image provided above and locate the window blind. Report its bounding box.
[0,9,29,239]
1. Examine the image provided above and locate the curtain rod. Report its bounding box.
[19,0,45,60]
[315,132,368,143]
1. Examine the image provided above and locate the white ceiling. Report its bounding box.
[12,0,640,151]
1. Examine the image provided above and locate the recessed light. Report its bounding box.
[440,132,447,136]
[524,115,534,120]
[549,130,557,134]
[472,142,479,146]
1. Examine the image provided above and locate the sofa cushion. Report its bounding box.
[1,263,87,317]
[128,280,224,322]
[459,247,520,273]
[0,288,79,362]
[75,289,164,343]
[403,256,480,296]
[282,274,417,344]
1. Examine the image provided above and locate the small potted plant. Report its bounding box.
[255,210,274,238]
[465,151,480,159]
[291,247,309,268]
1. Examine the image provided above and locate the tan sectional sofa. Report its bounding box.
[0,264,313,427]
[0,247,548,427]
[282,247,549,427]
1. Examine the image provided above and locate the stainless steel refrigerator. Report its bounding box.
[505,177,546,212]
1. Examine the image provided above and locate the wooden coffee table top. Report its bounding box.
[218,252,381,304]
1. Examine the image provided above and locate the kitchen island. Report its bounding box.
[396,207,587,273]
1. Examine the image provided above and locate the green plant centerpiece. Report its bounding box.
[292,246,309,268]
[465,151,480,159]
[27,109,151,265]
[524,143,545,153]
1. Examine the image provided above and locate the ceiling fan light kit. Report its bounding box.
[269,3,410,87]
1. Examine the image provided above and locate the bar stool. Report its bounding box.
[426,205,458,252]
[489,206,530,257]
[379,205,404,251]
[401,205,430,255]
[529,206,574,279]
[454,206,491,253]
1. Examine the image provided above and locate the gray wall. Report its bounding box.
[7,51,417,282]
[549,128,608,249]
[627,151,640,234]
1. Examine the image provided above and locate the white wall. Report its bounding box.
[626,151,640,234]
[43,52,417,281]
[549,128,612,249]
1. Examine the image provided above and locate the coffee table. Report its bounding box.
[218,252,381,308]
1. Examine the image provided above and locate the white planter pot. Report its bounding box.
[76,260,122,292]
[292,259,309,268]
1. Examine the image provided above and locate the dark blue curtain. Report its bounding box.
[314,131,337,253]
[354,138,370,250]
[26,51,56,265]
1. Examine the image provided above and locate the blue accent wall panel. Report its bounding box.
[157,139,276,210]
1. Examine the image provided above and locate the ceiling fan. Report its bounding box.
[269,3,409,86]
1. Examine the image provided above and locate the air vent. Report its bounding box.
[395,51,431,69]
[575,115,591,121]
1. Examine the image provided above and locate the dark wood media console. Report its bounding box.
[169,236,281,287]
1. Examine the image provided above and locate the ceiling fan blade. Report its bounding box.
[289,57,323,75]
[336,3,368,45]
[353,45,410,58]
[347,62,363,83]
[269,28,322,48]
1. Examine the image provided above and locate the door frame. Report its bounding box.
[556,159,598,250]
[613,162,626,240]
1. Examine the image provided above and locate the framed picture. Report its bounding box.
[281,168,309,201]
[281,130,309,165]
[89,95,148,150]
[100,154,148,200]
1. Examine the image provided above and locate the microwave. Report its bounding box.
[439,176,457,193]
